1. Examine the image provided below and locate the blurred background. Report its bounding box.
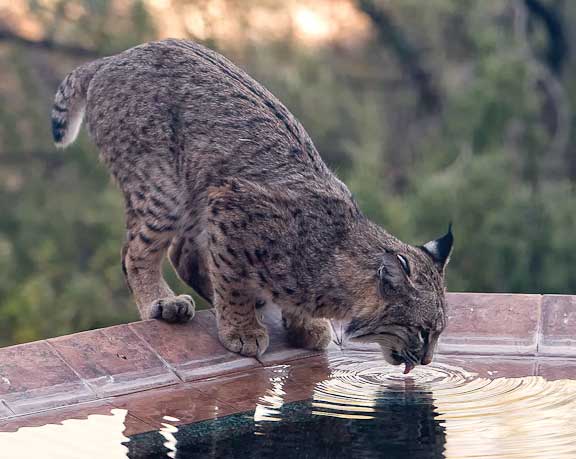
[0,0,575,346]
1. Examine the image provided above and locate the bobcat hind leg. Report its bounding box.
[169,234,214,305]
[121,188,195,323]
[282,310,332,350]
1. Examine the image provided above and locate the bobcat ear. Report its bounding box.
[378,252,409,294]
[421,223,454,270]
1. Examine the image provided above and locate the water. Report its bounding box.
[2,353,576,458]
[307,354,576,458]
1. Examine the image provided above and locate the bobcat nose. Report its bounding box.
[421,354,433,366]
[420,333,439,365]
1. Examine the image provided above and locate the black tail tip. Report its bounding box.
[51,117,66,143]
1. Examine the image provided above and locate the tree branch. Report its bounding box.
[356,0,441,113]
[524,0,568,75]
[513,0,571,182]
[0,28,104,58]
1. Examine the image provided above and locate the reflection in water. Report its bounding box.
[2,355,576,458]
[254,366,290,424]
[253,356,445,459]
[261,353,576,459]
[0,408,129,459]
[159,415,180,459]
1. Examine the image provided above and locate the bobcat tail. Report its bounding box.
[51,58,109,148]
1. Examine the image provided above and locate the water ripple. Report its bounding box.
[299,352,576,458]
[255,352,576,459]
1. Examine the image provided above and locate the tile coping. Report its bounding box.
[0,292,574,423]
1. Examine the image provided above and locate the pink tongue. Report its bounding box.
[403,362,415,374]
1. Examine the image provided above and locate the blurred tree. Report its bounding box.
[1,0,576,346]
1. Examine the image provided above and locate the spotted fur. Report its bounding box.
[51,40,453,366]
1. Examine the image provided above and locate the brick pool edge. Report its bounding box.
[0,292,574,422]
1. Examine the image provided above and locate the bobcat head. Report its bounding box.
[345,226,453,373]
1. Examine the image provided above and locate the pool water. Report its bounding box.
[2,354,576,458]
[127,354,576,458]
[128,397,444,458]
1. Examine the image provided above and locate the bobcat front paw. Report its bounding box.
[219,326,269,357]
[149,295,195,323]
[285,318,333,350]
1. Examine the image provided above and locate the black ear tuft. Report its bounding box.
[421,223,454,270]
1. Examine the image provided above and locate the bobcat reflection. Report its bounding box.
[127,389,444,459]
[254,389,445,459]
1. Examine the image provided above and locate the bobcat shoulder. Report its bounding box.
[52,39,453,371]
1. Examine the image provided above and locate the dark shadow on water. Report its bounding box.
[126,389,445,459]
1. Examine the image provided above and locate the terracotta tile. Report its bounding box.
[130,310,261,381]
[49,325,179,397]
[0,401,14,420]
[278,383,317,404]
[193,367,282,411]
[535,359,576,381]
[0,341,95,415]
[110,383,239,429]
[0,399,153,438]
[438,293,542,355]
[122,412,157,436]
[435,355,536,379]
[262,363,324,405]
[323,294,544,355]
[193,357,332,413]
[282,356,333,402]
[538,295,576,356]
[286,356,332,384]
[258,306,339,365]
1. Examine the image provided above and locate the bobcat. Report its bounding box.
[51,39,453,372]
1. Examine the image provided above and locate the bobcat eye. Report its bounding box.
[396,254,411,276]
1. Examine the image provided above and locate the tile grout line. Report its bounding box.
[437,352,576,361]
[1,399,16,417]
[258,351,325,367]
[98,320,250,418]
[534,294,545,362]
[44,340,99,398]
[2,397,119,421]
[103,398,160,432]
[191,355,325,414]
[191,385,246,415]
[128,323,184,383]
